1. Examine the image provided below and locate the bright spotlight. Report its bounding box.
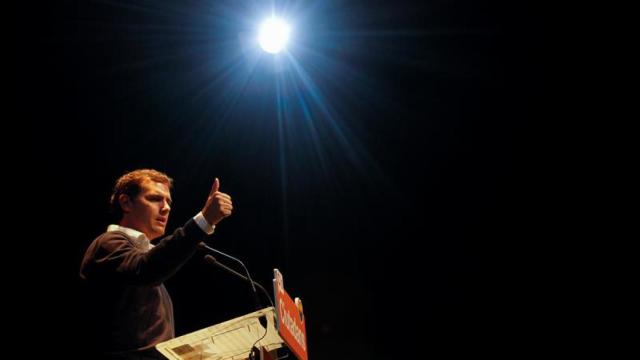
[258,17,290,54]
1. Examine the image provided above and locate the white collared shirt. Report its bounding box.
[107,224,153,251]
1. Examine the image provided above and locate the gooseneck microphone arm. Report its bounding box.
[204,254,274,308]
[198,242,257,293]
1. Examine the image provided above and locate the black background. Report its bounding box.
[20,0,544,357]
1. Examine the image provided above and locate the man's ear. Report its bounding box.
[119,194,133,214]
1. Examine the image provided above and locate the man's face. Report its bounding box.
[122,179,172,240]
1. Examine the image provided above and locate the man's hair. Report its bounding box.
[109,169,173,221]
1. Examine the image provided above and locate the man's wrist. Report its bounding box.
[194,211,215,235]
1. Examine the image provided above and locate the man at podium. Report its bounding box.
[80,169,233,359]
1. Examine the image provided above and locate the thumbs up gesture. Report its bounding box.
[202,178,233,225]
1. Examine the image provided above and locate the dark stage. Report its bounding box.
[20,0,543,357]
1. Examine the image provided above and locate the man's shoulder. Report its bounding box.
[80,231,135,278]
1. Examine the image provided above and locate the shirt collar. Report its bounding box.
[107,224,154,251]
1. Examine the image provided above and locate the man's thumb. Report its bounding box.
[213,177,220,193]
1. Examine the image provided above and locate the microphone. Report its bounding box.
[203,255,274,308]
[199,242,274,310]
[198,242,256,293]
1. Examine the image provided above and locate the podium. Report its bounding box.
[155,307,283,360]
[156,269,308,360]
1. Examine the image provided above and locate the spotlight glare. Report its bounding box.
[258,17,290,54]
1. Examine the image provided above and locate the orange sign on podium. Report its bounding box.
[273,269,308,360]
